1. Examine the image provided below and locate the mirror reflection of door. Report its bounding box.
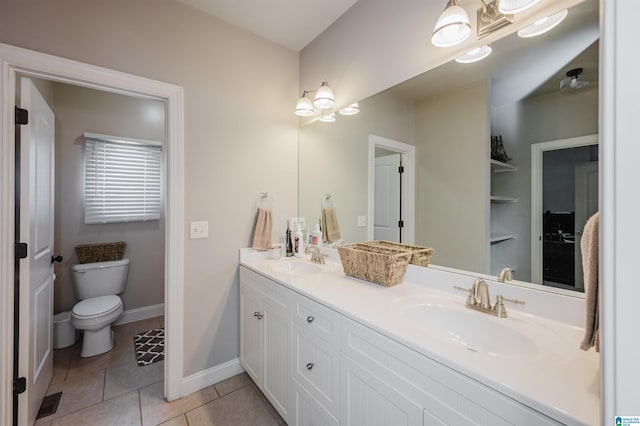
[539,143,598,292]
[373,148,402,242]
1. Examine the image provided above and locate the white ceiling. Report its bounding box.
[176,0,359,51]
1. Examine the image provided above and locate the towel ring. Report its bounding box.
[256,192,274,210]
[322,194,335,209]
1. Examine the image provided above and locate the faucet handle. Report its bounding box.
[493,295,508,318]
[498,295,526,306]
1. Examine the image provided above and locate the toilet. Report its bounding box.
[71,258,130,357]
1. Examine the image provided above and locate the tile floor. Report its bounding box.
[36,316,285,426]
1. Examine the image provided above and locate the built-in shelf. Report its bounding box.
[490,159,518,173]
[490,233,517,244]
[490,195,518,203]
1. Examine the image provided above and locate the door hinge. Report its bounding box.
[15,242,28,260]
[398,220,404,228]
[15,107,28,125]
[13,377,26,395]
[398,166,404,174]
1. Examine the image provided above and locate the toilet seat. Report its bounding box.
[72,295,122,319]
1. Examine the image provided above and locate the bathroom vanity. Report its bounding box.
[239,248,599,426]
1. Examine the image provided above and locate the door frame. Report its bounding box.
[530,133,598,285]
[367,135,415,243]
[0,43,185,425]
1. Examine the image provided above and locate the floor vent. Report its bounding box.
[36,391,62,419]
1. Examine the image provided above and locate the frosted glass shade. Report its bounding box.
[518,9,568,38]
[313,82,335,109]
[498,0,541,14]
[319,113,336,123]
[339,102,360,116]
[455,45,492,63]
[295,93,315,116]
[431,1,471,48]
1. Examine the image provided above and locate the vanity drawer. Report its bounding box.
[293,378,339,426]
[292,322,340,416]
[292,292,340,347]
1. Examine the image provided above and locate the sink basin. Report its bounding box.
[405,302,539,358]
[271,260,322,275]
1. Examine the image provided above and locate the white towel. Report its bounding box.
[580,212,599,352]
[252,208,272,251]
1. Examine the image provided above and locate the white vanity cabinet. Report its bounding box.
[239,267,291,422]
[239,264,569,426]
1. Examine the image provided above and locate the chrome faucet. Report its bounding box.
[305,245,327,264]
[497,267,513,283]
[455,279,525,318]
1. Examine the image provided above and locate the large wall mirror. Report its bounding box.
[299,0,598,295]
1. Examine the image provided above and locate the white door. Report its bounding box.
[18,77,55,425]
[574,161,599,291]
[374,153,401,242]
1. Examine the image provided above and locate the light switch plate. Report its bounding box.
[357,216,367,227]
[190,221,209,239]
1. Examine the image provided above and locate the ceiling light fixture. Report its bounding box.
[477,1,514,38]
[431,0,471,48]
[339,102,360,116]
[455,44,493,63]
[517,9,568,38]
[499,0,541,14]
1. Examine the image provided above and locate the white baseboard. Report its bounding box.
[114,303,164,326]
[181,358,245,397]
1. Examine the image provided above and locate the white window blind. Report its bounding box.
[84,133,162,224]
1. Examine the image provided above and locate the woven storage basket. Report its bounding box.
[365,241,434,267]
[75,242,126,264]
[337,243,412,287]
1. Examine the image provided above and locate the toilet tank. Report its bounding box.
[71,258,130,300]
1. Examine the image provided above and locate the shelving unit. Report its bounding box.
[490,159,518,173]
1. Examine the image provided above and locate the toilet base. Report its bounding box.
[80,326,114,358]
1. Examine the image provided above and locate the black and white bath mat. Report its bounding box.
[134,328,164,366]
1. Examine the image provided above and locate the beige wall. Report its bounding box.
[414,81,489,273]
[298,90,415,243]
[52,83,166,314]
[0,0,298,376]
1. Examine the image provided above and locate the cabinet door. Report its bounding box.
[341,354,422,426]
[262,296,291,421]
[239,281,262,384]
[294,379,339,426]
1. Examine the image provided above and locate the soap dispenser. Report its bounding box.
[311,220,322,246]
[294,224,304,258]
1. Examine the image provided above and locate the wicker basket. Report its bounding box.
[365,241,434,267]
[75,242,126,264]
[337,243,412,287]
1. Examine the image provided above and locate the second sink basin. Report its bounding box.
[271,260,322,275]
[404,302,539,358]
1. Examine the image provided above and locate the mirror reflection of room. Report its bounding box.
[298,0,598,294]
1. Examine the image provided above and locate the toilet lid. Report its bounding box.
[73,295,122,318]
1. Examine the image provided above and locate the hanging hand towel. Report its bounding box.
[252,208,272,251]
[322,208,341,242]
[580,211,599,352]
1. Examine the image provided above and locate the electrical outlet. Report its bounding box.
[190,221,209,239]
[357,216,367,227]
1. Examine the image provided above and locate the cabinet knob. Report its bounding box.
[306,362,314,370]
[306,316,314,323]
[253,312,263,320]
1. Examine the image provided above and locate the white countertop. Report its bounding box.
[240,248,601,425]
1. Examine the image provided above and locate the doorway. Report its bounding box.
[531,134,599,291]
[368,135,415,244]
[0,44,185,425]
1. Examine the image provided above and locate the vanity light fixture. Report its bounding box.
[295,91,315,117]
[498,0,541,14]
[455,44,493,63]
[517,9,568,38]
[431,0,471,48]
[338,102,360,116]
[319,113,336,123]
